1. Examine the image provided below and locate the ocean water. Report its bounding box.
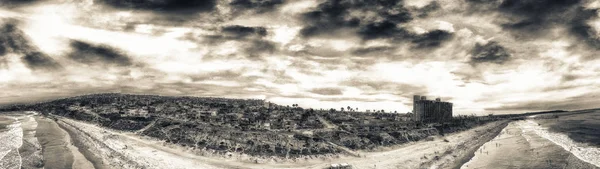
[0,117,23,169]
[520,119,600,167]
[543,111,600,148]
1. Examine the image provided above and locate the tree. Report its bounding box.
[341,107,344,112]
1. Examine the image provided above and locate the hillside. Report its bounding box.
[0,93,501,158]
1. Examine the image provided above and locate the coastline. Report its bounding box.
[3,111,599,169]
[48,116,512,169]
[35,116,75,169]
[460,120,600,169]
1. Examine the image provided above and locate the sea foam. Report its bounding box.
[0,118,23,169]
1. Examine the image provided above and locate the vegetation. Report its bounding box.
[0,93,514,157]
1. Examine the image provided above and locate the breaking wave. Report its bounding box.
[0,118,23,169]
[518,120,600,167]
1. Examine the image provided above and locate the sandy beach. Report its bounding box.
[461,119,600,169]
[0,112,94,169]
[36,116,95,169]
[2,111,599,169]
[49,115,511,169]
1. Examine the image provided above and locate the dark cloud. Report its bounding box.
[498,0,582,38]
[68,40,133,66]
[300,0,411,38]
[230,0,285,12]
[0,21,62,71]
[299,0,359,37]
[359,25,453,49]
[248,39,275,54]
[569,8,600,49]
[357,21,411,40]
[470,41,511,64]
[561,74,581,82]
[21,52,62,70]
[0,22,31,55]
[351,46,395,56]
[309,87,344,95]
[298,0,454,48]
[221,25,267,38]
[468,0,600,49]
[0,0,41,8]
[411,30,454,48]
[100,0,216,14]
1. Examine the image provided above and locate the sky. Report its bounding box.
[0,0,599,115]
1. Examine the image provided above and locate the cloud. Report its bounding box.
[340,78,428,98]
[68,40,133,66]
[470,41,511,64]
[1,0,599,114]
[21,52,62,70]
[0,0,40,8]
[467,0,600,50]
[357,21,411,40]
[221,25,268,38]
[230,0,285,12]
[0,21,31,55]
[411,29,454,48]
[351,46,395,56]
[485,92,600,112]
[309,87,343,95]
[0,20,61,71]
[569,8,600,49]
[99,0,217,14]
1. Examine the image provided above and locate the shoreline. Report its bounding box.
[35,116,75,169]
[447,121,510,169]
[4,111,598,169]
[49,116,513,169]
[460,120,600,169]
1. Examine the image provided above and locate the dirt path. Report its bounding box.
[319,121,510,169]
[54,116,511,169]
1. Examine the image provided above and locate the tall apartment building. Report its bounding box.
[413,95,453,122]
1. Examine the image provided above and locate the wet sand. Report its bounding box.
[35,116,75,169]
[18,115,43,169]
[35,116,94,169]
[461,121,599,169]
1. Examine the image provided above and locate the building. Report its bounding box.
[413,95,452,122]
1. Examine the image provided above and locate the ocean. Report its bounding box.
[531,109,600,167]
[0,117,23,169]
[536,110,600,148]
